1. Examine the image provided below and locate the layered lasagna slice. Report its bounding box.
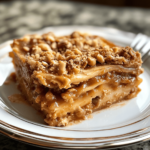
[10,31,143,126]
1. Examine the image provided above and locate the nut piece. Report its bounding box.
[35,95,42,103]
[87,57,96,66]
[73,66,80,74]
[38,43,51,51]
[73,48,82,55]
[67,42,72,48]
[56,52,65,60]
[27,57,37,69]
[32,46,42,54]
[75,40,83,49]
[48,35,55,42]
[65,49,73,56]
[83,45,89,50]
[85,40,92,45]
[45,91,56,101]
[113,47,120,53]
[31,34,41,39]
[97,54,104,63]
[92,39,99,47]
[23,47,30,52]
[51,42,57,49]
[42,61,48,67]
[71,31,80,38]
[35,54,40,59]
[58,40,72,49]
[22,36,30,42]
[44,35,55,42]
[58,61,67,75]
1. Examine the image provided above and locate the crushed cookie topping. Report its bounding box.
[11,31,142,75]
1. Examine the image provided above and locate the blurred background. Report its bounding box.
[0,0,150,44]
[69,0,150,8]
[0,1,150,149]
[1,0,150,8]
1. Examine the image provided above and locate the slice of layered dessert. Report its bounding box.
[10,31,143,126]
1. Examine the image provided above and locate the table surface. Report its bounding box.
[1,0,150,150]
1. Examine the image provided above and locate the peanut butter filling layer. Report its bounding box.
[34,65,143,89]
[35,76,142,119]
[44,78,142,126]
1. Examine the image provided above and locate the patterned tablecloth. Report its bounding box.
[0,0,150,150]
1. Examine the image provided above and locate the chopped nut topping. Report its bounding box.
[11,31,142,75]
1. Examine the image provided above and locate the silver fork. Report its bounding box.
[130,33,150,63]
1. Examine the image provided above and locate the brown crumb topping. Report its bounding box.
[11,31,142,75]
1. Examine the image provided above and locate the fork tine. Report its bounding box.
[135,35,148,52]
[130,33,143,50]
[139,39,150,53]
[142,49,150,63]
[131,33,150,63]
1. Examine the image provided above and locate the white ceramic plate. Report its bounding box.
[0,26,150,149]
